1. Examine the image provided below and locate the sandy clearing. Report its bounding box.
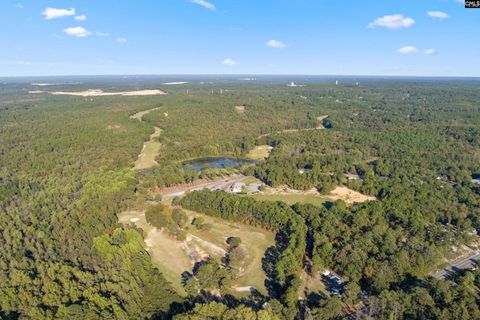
[31,82,82,86]
[259,184,375,205]
[327,186,376,204]
[163,81,188,85]
[30,89,167,97]
[235,105,246,114]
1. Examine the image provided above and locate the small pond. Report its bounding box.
[182,157,256,172]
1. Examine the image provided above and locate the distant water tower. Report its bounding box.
[335,80,339,86]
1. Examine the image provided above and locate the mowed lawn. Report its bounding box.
[183,209,275,295]
[246,145,273,161]
[250,193,327,206]
[118,207,275,296]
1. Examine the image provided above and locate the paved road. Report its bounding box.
[161,175,247,199]
[433,251,480,279]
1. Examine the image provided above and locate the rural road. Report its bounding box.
[161,175,247,199]
[433,251,480,279]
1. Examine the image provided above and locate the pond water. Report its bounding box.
[182,157,255,172]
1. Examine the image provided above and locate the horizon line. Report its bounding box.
[1,73,480,79]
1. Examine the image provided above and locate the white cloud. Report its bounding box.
[424,48,436,55]
[42,7,76,20]
[64,26,91,37]
[16,4,24,9]
[222,58,238,66]
[117,37,127,44]
[397,46,419,54]
[368,14,415,29]
[75,15,86,21]
[427,11,449,19]
[190,0,215,10]
[96,32,109,37]
[267,39,286,49]
[14,60,31,65]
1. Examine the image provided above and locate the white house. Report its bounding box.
[230,182,246,193]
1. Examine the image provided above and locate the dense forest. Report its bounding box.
[0,93,180,318]
[1,78,479,319]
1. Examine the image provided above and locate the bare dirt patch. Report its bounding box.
[326,186,376,204]
[31,82,82,86]
[234,105,246,114]
[258,184,375,205]
[163,82,188,85]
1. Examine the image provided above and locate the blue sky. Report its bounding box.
[0,0,478,76]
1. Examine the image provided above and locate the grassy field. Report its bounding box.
[184,209,275,294]
[246,145,273,161]
[133,127,162,170]
[250,193,327,206]
[118,206,275,296]
[241,176,261,184]
[117,210,189,295]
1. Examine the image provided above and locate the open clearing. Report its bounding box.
[31,82,82,86]
[246,145,273,160]
[134,127,162,170]
[117,211,189,295]
[327,186,376,204]
[130,107,163,121]
[29,89,167,97]
[184,209,274,294]
[117,207,274,296]
[131,107,164,170]
[256,184,375,206]
[234,105,246,114]
[163,81,188,85]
